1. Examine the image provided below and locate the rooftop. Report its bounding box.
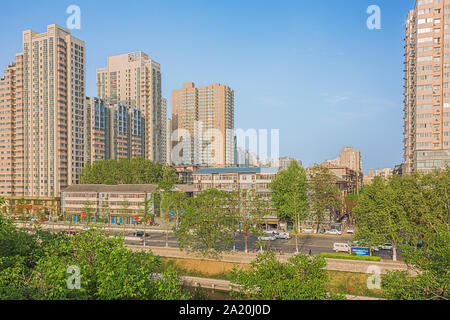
[195,167,279,174]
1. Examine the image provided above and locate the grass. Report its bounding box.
[319,252,382,262]
[160,256,385,298]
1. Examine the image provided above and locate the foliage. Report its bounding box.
[343,193,358,226]
[269,160,309,222]
[353,169,449,261]
[176,189,238,259]
[382,232,449,300]
[354,168,449,299]
[230,251,345,300]
[0,217,190,300]
[308,166,342,231]
[318,252,381,262]
[80,158,180,185]
[270,161,309,253]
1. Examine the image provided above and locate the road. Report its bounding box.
[15,221,401,260]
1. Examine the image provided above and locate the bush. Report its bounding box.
[319,252,381,262]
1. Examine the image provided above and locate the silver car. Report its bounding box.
[276,232,291,240]
[258,235,276,241]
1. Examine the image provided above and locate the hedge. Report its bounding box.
[319,252,382,262]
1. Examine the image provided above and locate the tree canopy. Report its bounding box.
[175,189,238,259]
[230,251,345,300]
[80,158,180,185]
[0,217,190,300]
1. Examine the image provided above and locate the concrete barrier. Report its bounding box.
[128,245,416,276]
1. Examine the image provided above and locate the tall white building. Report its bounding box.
[172,83,235,167]
[0,24,86,196]
[404,1,450,173]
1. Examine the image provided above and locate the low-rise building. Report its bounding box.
[61,184,194,225]
[172,165,198,185]
[193,167,279,227]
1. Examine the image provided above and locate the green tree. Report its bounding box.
[83,200,94,225]
[157,166,183,247]
[119,199,130,237]
[269,161,309,253]
[0,217,190,300]
[248,190,272,253]
[0,197,7,216]
[353,175,423,261]
[344,193,358,227]
[99,200,111,226]
[379,168,449,298]
[230,251,345,300]
[176,189,236,259]
[80,158,179,186]
[308,166,341,233]
[382,232,449,300]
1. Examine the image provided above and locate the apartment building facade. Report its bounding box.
[193,167,278,197]
[96,52,163,163]
[0,24,86,196]
[172,83,235,167]
[404,0,450,173]
[86,97,145,164]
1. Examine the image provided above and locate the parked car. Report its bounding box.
[333,242,351,253]
[276,232,291,240]
[302,227,314,234]
[325,229,342,235]
[258,235,277,241]
[133,231,150,238]
[346,227,354,234]
[349,240,380,252]
[264,229,278,235]
[378,243,394,250]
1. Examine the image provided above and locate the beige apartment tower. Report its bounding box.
[404,1,450,173]
[96,52,163,163]
[172,83,235,167]
[0,24,86,196]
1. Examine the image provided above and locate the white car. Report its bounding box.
[346,227,354,234]
[302,227,314,234]
[325,229,342,235]
[258,235,276,241]
[379,243,393,250]
[276,232,291,240]
[333,242,351,253]
[264,229,278,235]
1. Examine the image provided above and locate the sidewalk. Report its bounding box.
[128,245,415,276]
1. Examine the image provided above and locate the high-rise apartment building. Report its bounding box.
[96,52,163,163]
[172,83,235,167]
[160,98,169,165]
[166,118,172,165]
[86,97,145,164]
[0,24,86,196]
[404,0,450,173]
[326,147,362,173]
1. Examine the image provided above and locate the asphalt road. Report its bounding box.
[20,222,401,260]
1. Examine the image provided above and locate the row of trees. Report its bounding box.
[352,168,449,300]
[269,161,342,253]
[175,188,271,258]
[80,158,181,185]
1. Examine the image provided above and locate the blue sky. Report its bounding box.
[0,0,415,173]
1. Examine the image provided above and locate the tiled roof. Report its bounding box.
[195,167,279,174]
[61,184,195,194]
[62,184,158,193]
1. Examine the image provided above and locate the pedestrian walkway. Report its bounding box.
[128,245,416,276]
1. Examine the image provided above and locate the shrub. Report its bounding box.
[319,252,381,262]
